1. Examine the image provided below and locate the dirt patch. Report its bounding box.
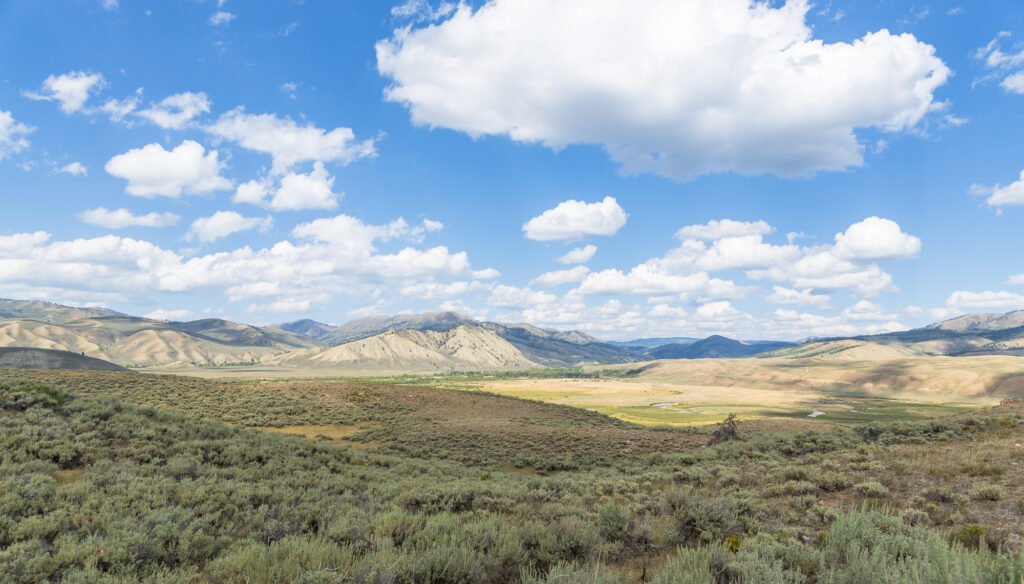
[54,468,86,485]
[251,422,381,444]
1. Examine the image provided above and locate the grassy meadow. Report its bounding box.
[2,367,1024,583]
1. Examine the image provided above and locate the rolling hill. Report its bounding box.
[756,339,925,360]
[0,347,129,371]
[643,335,794,359]
[275,318,338,339]
[607,336,701,349]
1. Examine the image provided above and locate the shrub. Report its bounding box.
[852,481,889,499]
[969,484,1004,502]
[947,524,988,551]
[707,414,742,446]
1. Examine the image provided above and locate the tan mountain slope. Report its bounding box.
[590,353,1024,398]
[0,320,104,354]
[265,325,542,372]
[171,318,318,349]
[0,314,321,367]
[0,299,119,324]
[926,310,1024,332]
[0,347,128,372]
[758,340,923,360]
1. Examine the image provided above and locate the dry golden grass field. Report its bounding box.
[140,353,1024,429]
[447,355,1024,427]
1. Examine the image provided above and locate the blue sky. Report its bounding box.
[1,0,1023,340]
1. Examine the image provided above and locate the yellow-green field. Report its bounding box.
[463,376,983,427]
[142,353,1024,428]
[398,354,1024,427]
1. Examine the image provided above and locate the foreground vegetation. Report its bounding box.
[2,369,1024,582]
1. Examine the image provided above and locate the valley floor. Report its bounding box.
[2,368,1024,582]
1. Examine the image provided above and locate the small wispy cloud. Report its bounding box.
[209,11,236,26]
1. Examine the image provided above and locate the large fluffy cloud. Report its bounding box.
[523,196,627,241]
[377,0,950,181]
[0,110,33,161]
[0,214,494,312]
[105,140,232,198]
[235,162,341,211]
[576,216,919,300]
[832,217,921,261]
[23,71,105,114]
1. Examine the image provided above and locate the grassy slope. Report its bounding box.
[2,369,1024,583]
[0,347,128,372]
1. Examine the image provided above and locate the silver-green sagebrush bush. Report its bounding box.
[2,374,1023,583]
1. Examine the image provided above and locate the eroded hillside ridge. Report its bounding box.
[265,325,543,371]
[0,300,323,367]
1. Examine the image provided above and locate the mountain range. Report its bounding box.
[0,299,321,367]
[2,298,1023,372]
[642,335,794,359]
[763,311,1024,359]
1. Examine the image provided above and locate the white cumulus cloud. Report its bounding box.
[833,217,921,261]
[579,216,919,300]
[971,169,1024,207]
[136,92,211,129]
[105,140,232,198]
[946,290,1024,311]
[523,196,627,241]
[23,71,106,114]
[531,266,590,288]
[144,308,193,321]
[765,286,830,306]
[206,108,376,174]
[557,244,597,264]
[391,0,455,21]
[842,300,899,322]
[235,162,341,211]
[79,207,180,229]
[974,33,1024,94]
[488,285,558,307]
[188,211,273,243]
[101,93,141,123]
[676,219,773,241]
[0,213,493,311]
[1003,72,1024,94]
[0,111,33,161]
[209,11,236,26]
[377,0,950,181]
[56,162,87,176]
